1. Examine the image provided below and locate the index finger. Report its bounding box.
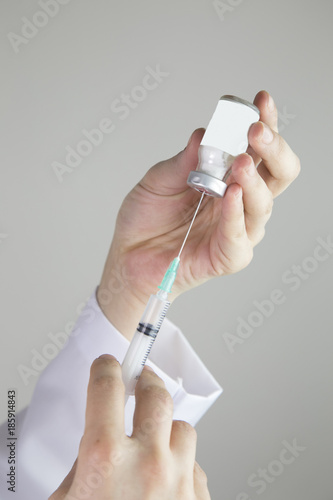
[84,354,125,438]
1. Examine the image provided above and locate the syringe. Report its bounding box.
[122,192,204,398]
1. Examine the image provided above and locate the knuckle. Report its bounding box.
[80,435,120,465]
[226,225,247,247]
[264,194,274,217]
[222,244,253,275]
[239,247,254,270]
[292,154,301,179]
[92,374,124,396]
[141,384,173,412]
[233,229,245,241]
[275,133,285,157]
[173,420,197,441]
[275,138,301,183]
[255,228,266,244]
[140,453,171,490]
[194,461,208,484]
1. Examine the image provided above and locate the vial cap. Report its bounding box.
[200,95,260,156]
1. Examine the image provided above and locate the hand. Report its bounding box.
[98,90,300,339]
[49,355,210,500]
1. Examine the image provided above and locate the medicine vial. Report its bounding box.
[187,95,260,197]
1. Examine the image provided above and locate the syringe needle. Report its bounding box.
[178,192,205,259]
[122,193,205,401]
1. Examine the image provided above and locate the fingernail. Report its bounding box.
[261,123,274,144]
[143,364,154,372]
[186,132,194,148]
[244,159,256,177]
[234,186,242,198]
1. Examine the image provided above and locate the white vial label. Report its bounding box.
[201,99,259,156]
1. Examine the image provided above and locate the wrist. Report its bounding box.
[97,259,148,341]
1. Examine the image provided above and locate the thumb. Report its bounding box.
[141,128,205,196]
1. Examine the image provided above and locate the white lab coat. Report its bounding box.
[0,291,222,499]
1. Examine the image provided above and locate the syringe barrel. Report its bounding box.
[122,292,170,395]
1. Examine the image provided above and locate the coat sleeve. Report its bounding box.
[0,290,222,499]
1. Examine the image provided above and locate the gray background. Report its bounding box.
[1,0,332,498]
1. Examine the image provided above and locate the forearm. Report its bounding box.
[96,283,146,341]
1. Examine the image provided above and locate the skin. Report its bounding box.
[49,356,210,500]
[97,90,301,340]
[50,90,300,499]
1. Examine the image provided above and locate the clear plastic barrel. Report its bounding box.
[122,291,170,395]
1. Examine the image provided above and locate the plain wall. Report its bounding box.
[1,1,332,499]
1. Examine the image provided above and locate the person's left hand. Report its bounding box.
[49,355,210,500]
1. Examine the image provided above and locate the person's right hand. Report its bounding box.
[49,355,210,500]
[97,91,300,340]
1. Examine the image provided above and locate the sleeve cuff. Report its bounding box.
[76,289,222,429]
[15,289,222,497]
[80,289,223,430]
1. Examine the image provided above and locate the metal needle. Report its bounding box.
[178,192,205,259]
